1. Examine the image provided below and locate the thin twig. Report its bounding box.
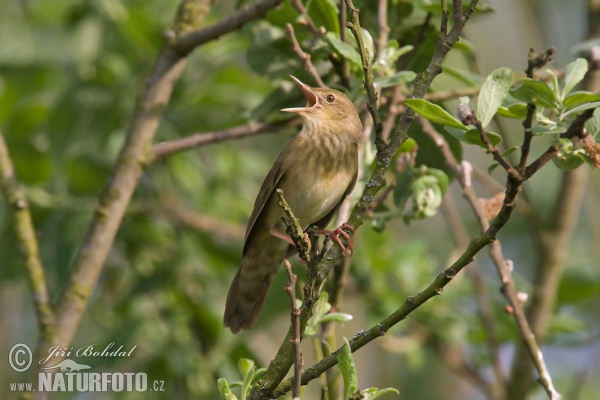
[418,114,563,399]
[285,24,326,88]
[376,0,390,60]
[290,0,322,38]
[283,260,302,399]
[0,133,54,339]
[345,0,385,150]
[276,189,311,263]
[152,118,301,159]
[440,195,506,399]
[525,109,595,178]
[473,120,521,180]
[173,0,284,55]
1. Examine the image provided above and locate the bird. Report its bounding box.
[224,76,363,333]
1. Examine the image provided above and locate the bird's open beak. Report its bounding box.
[281,76,318,113]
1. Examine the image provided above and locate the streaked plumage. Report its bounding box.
[224,76,363,333]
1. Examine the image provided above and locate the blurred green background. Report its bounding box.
[1,0,599,399]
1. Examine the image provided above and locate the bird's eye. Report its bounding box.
[326,94,335,103]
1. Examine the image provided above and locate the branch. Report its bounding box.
[473,119,521,180]
[283,260,302,399]
[173,0,284,55]
[51,0,214,354]
[376,0,390,60]
[525,108,596,178]
[250,2,482,398]
[152,118,301,159]
[0,133,54,339]
[276,189,312,264]
[418,115,562,399]
[285,24,326,88]
[345,0,385,149]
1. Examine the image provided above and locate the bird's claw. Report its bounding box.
[318,223,354,256]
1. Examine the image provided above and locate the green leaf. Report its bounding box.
[397,137,417,153]
[444,126,469,143]
[403,99,466,130]
[426,168,449,195]
[373,71,417,88]
[476,67,513,128]
[452,37,476,55]
[502,146,519,156]
[488,163,500,174]
[361,28,374,61]
[325,32,362,68]
[464,129,502,148]
[218,378,238,400]
[319,313,353,323]
[585,109,600,136]
[307,0,339,33]
[562,101,600,119]
[496,103,528,119]
[510,78,557,110]
[563,91,600,109]
[527,126,567,136]
[361,387,400,399]
[508,103,529,118]
[553,149,586,170]
[238,358,254,377]
[562,58,588,98]
[337,338,358,400]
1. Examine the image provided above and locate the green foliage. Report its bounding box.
[403,99,466,130]
[476,67,513,128]
[393,165,449,224]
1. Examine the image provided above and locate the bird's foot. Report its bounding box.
[318,223,354,256]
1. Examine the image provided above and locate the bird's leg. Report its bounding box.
[317,223,354,256]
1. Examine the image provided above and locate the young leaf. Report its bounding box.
[238,358,254,377]
[585,109,600,137]
[552,150,586,170]
[218,378,238,400]
[563,91,600,109]
[338,338,358,400]
[426,168,449,195]
[488,163,500,174]
[510,78,557,110]
[403,99,466,130]
[476,67,513,128]
[527,126,567,136]
[319,313,353,323]
[502,146,519,156]
[562,101,600,119]
[361,387,400,399]
[464,129,502,148]
[325,32,362,68]
[562,58,588,98]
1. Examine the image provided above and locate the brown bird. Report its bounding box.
[224,76,363,333]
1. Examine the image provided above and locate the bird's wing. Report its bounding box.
[243,152,287,251]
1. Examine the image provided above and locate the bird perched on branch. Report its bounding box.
[224,76,363,333]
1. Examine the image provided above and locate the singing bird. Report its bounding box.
[224,76,363,333]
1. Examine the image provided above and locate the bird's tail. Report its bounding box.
[224,261,274,334]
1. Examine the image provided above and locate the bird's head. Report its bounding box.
[281,76,362,141]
